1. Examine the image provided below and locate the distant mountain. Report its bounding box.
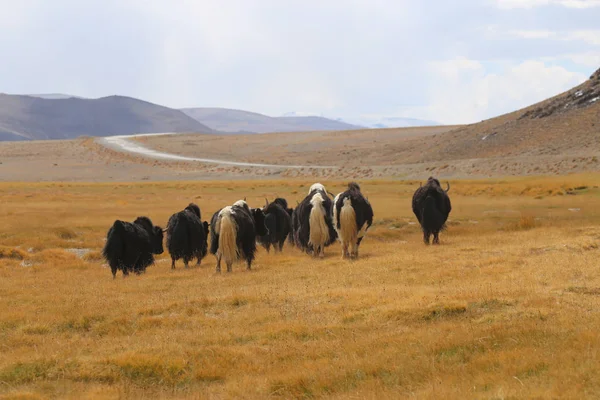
[277,116,361,131]
[181,108,361,133]
[337,116,440,128]
[27,93,83,100]
[0,94,214,141]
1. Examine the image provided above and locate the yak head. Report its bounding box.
[251,208,269,236]
[426,177,450,193]
[152,226,165,255]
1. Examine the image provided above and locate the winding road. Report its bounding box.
[98,133,335,169]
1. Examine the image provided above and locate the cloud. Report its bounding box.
[401,59,587,124]
[564,52,600,67]
[509,30,556,38]
[496,0,600,8]
[508,29,600,45]
[0,1,597,124]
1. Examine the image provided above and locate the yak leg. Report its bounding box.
[350,240,359,259]
[215,254,222,273]
[342,242,349,259]
[184,259,189,269]
[196,256,202,266]
[226,262,233,273]
[278,239,285,252]
[319,246,325,259]
[265,243,271,253]
[432,232,440,245]
[423,231,431,245]
[171,258,176,270]
[246,259,252,271]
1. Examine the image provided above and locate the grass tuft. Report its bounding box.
[110,355,191,387]
[0,246,27,260]
[54,227,78,240]
[424,304,468,321]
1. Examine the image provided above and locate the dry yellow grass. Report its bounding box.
[1,176,600,399]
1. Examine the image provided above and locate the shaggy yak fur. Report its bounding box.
[333,182,374,259]
[291,183,337,257]
[412,177,452,245]
[102,216,164,278]
[166,203,210,269]
[209,200,269,272]
[257,198,292,252]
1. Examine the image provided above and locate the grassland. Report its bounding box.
[1,176,600,399]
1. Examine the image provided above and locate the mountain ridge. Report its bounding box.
[0,94,214,141]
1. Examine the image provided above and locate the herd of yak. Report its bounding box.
[102,177,451,278]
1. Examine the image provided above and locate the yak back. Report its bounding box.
[184,203,201,219]
[273,198,288,210]
[210,205,264,262]
[167,207,208,261]
[259,201,292,245]
[293,188,337,251]
[102,217,162,273]
[412,178,451,223]
[334,182,374,232]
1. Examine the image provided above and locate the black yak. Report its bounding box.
[102,216,164,278]
[166,203,210,269]
[210,200,269,272]
[291,183,337,257]
[333,182,374,259]
[257,198,292,253]
[412,177,452,245]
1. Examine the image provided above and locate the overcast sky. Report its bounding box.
[1,0,599,124]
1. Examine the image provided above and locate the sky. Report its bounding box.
[0,0,599,124]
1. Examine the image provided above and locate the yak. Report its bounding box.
[102,216,164,278]
[333,182,374,259]
[166,203,210,269]
[291,183,337,257]
[210,200,269,272]
[412,177,452,245]
[257,198,292,253]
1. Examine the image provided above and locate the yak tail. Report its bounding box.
[309,193,330,248]
[339,198,358,245]
[217,209,238,266]
[102,220,125,263]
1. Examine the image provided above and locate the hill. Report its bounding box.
[180,107,361,133]
[416,67,600,163]
[0,94,214,141]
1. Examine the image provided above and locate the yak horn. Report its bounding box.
[162,228,168,233]
[265,198,269,207]
[445,182,450,192]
